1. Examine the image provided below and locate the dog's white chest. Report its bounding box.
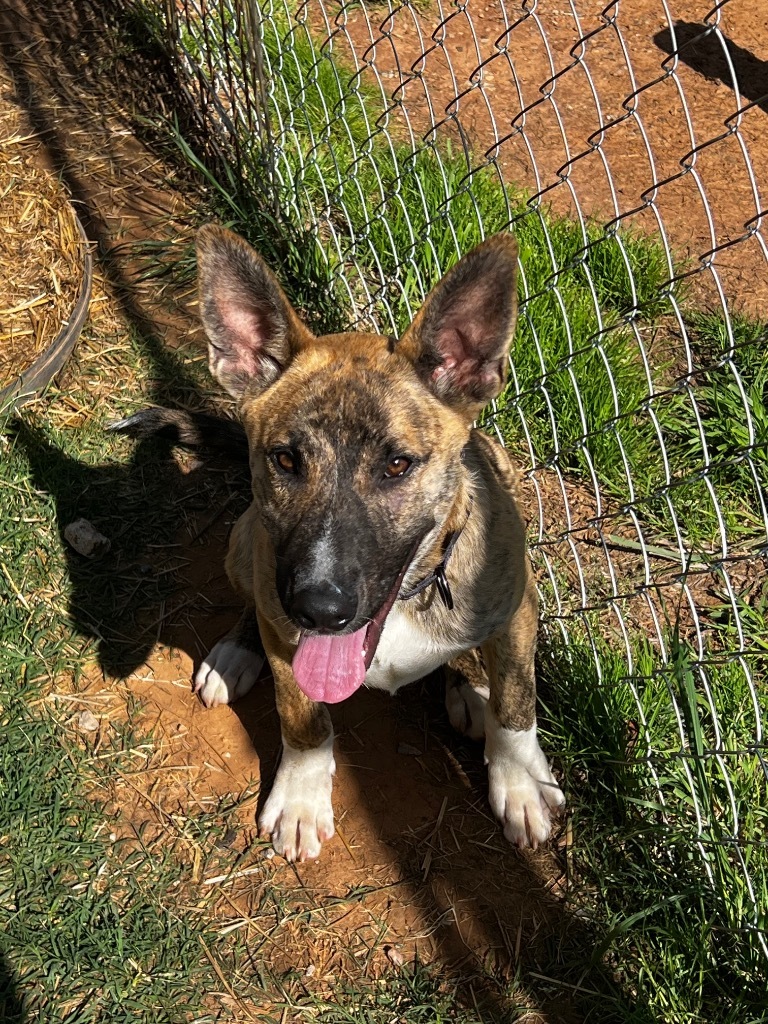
[364,605,452,694]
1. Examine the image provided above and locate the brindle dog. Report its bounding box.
[116,224,565,861]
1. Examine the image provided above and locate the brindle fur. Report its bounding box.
[128,223,564,857]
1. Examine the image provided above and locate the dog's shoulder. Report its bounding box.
[465,427,524,501]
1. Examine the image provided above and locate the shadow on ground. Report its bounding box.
[0,2,658,1021]
[0,953,25,1024]
[654,21,768,114]
[10,418,249,676]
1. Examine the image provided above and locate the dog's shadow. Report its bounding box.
[11,416,249,678]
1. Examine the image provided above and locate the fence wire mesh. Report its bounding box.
[153,0,767,967]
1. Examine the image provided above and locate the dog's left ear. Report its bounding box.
[398,233,518,411]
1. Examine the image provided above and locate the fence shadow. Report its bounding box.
[0,953,25,1024]
[654,21,768,113]
[0,2,659,1022]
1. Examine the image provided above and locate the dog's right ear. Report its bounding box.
[397,233,518,414]
[196,224,312,399]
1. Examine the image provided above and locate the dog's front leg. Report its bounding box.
[194,607,265,707]
[481,588,565,848]
[257,620,335,862]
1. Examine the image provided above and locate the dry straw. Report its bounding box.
[0,85,84,386]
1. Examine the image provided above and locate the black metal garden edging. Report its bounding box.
[0,209,93,413]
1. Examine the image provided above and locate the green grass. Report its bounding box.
[670,311,768,513]
[268,964,532,1023]
[0,677,226,1023]
[539,630,768,1021]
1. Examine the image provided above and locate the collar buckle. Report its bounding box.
[434,565,454,610]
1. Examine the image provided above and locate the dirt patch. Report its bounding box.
[69,492,580,1019]
[46,443,581,1019]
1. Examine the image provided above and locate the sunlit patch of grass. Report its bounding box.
[260,959,534,1024]
[538,625,768,1022]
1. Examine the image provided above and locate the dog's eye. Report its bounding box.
[384,456,412,479]
[272,450,298,474]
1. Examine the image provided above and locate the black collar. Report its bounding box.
[399,499,473,612]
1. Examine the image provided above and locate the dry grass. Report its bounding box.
[0,62,85,382]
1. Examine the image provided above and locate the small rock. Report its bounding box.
[77,709,100,733]
[64,519,111,558]
[304,964,316,978]
[384,945,404,967]
[397,742,422,757]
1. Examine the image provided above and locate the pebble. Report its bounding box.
[77,709,99,733]
[63,518,111,558]
[397,742,422,756]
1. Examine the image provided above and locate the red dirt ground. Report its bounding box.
[330,0,768,313]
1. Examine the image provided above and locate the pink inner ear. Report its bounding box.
[429,322,504,396]
[218,291,272,377]
[430,331,478,386]
[432,356,458,379]
[412,241,517,402]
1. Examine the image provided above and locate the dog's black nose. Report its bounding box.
[290,583,358,633]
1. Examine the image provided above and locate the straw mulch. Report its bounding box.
[0,64,84,386]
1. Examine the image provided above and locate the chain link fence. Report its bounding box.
[147,0,767,983]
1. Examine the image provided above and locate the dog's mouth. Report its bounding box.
[291,543,420,705]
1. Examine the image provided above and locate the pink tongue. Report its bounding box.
[292,625,368,703]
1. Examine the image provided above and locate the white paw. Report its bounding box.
[485,719,565,849]
[258,735,336,862]
[446,681,489,740]
[194,639,263,708]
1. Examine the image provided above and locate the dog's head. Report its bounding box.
[196,224,518,702]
